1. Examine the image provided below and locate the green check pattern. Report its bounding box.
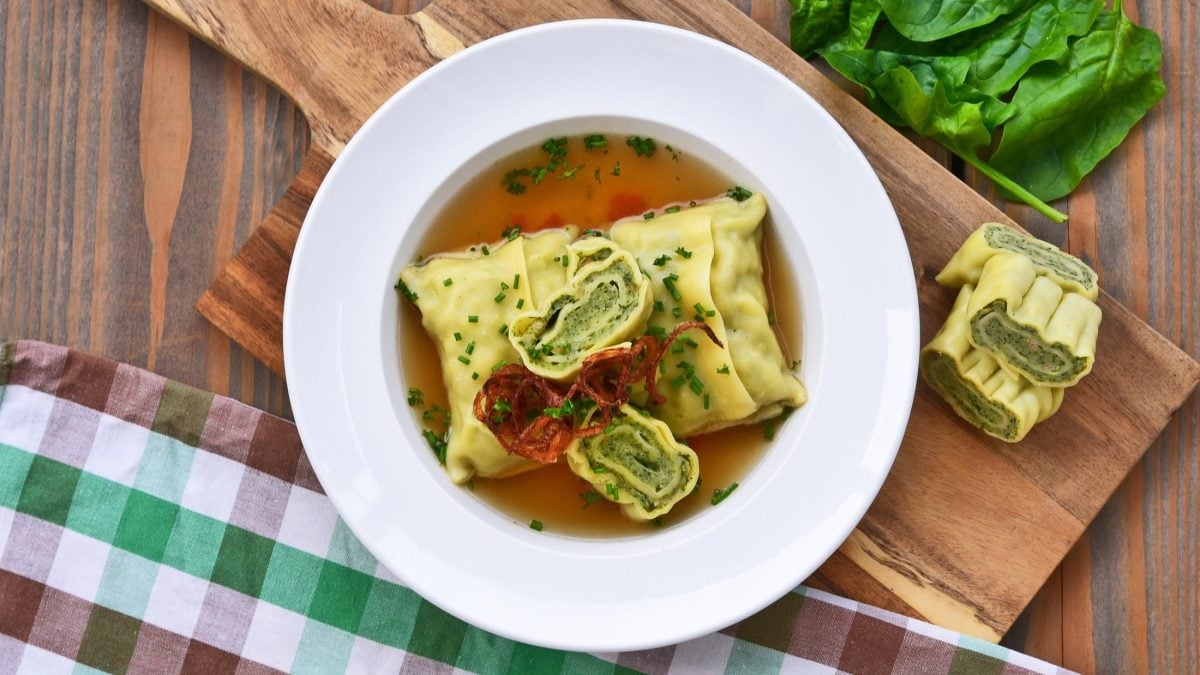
[0,341,1072,674]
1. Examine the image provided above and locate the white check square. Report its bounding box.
[141,565,210,638]
[345,636,406,674]
[83,414,149,487]
[0,386,55,455]
[239,600,307,672]
[44,529,111,602]
[179,448,245,522]
[275,485,338,557]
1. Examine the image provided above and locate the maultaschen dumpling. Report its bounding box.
[398,227,577,482]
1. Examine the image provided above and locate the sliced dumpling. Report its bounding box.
[566,405,699,521]
[966,252,1102,387]
[399,227,577,482]
[936,223,1099,300]
[611,209,759,436]
[921,285,1064,442]
[508,237,653,381]
[705,194,807,410]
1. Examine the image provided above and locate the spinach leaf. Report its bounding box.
[877,0,1027,42]
[818,0,883,54]
[989,4,1166,201]
[874,0,1102,95]
[789,0,851,57]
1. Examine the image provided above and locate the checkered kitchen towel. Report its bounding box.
[0,341,1070,674]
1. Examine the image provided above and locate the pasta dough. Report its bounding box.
[921,285,1064,442]
[508,237,653,381]
[937,223,1099,300]
[966,252,1102,387]
[399,227,577,482]
[566,404,700,521]
[611,195,804,436]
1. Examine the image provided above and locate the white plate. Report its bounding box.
[284,19,918,652]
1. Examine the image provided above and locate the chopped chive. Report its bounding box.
[493,399,512,414]
[643,212,655,220]
[662,274,681,301]
[611,161,622,176]
[653,300,664,312]
[580,490,604,508]
[675,247,693,259]
[516,298,525,309]
[670,375,687,388]
[406,388,424,406]
[692,302,706,316]
[605,482,620,500]
[706,309,716,317]
[513,274,520,289]
[671,343,685,354]
[561,255,569,267]
[531,165,549,184]
[672,307,683,319]
[711,482,739,505]
[492,360,508,373]
[500,282,509,290]
[659,359,667,374]
[767,311,776,326]
[494,292,506,303]
[717,364,731,375]
[529,519,544,531]
[626,135,656,157]
[482,245,490,256]
[395,279,419,302]
[665,206,681,214]
[465,341,476,355]
[653,254,672,266]
[457,355,471,365]
[499,324,509,336]
[453,332,463,341]
[682,336,699,349]
[468,315,479,323]
[763,421,776,440]
[584,134,608,149]
[442,278,453,287]
[703,393,710,409]
[502,225,522,240]
[726,186,753,201]
[471,372,479,381]
[646,325,667,338]
[689,376,705,395]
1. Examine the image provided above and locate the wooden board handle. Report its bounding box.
[141,0,460,151]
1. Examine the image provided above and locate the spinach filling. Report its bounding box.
[522,259,642,367]
[985,226,1096,293]
[971,301,1086,383]
[578,421,694,511]
[922,352,1018,440]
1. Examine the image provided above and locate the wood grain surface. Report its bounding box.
[1,0,1196,671]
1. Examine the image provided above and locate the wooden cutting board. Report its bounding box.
[146,0,1200,642]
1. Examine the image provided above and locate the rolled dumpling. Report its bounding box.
[611,208,760,436]
[705,195,807,410]
[399,227,577,482]
[921,285,1064,442]
[936,223,1099,300]
[966,252,1102,387]
[566,405,700,521]
[508,237,653,381]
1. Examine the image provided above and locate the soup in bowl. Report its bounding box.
[284,20,918,651]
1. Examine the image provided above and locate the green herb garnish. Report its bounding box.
[457,355,471,365]
[468,315,479,323]
[605,483,620,500]
[407,388,424,406]
[711,482,738,505]
[662,273,681,301]
[529,519,544,531]
[653,254,671,267]
[611,161,621,176]
[584,134,608,149]
[395,279,419,302]
[725,186,752,202]
[626,135,657,157]
[501,224,522,241]
[643,211,655,220]
[580,490,605,508]
[675,246,693,259]
[665,206,681,214]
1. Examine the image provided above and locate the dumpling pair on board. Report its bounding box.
[399,194,805,519]
[921,224,1102,442]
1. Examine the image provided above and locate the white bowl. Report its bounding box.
[284,19,918,652]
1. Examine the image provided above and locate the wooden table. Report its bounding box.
[1,1,1195,671]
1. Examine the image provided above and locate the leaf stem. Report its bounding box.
[960,153,1068,223]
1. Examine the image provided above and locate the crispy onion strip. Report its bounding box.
[473,321,723,463]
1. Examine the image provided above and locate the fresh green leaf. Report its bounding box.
[878,0,1026,42]
[819,0,883,53]
[988,5,1165,202]
[789,0,851,56]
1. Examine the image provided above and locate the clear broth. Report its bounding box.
[400,134,802,536]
